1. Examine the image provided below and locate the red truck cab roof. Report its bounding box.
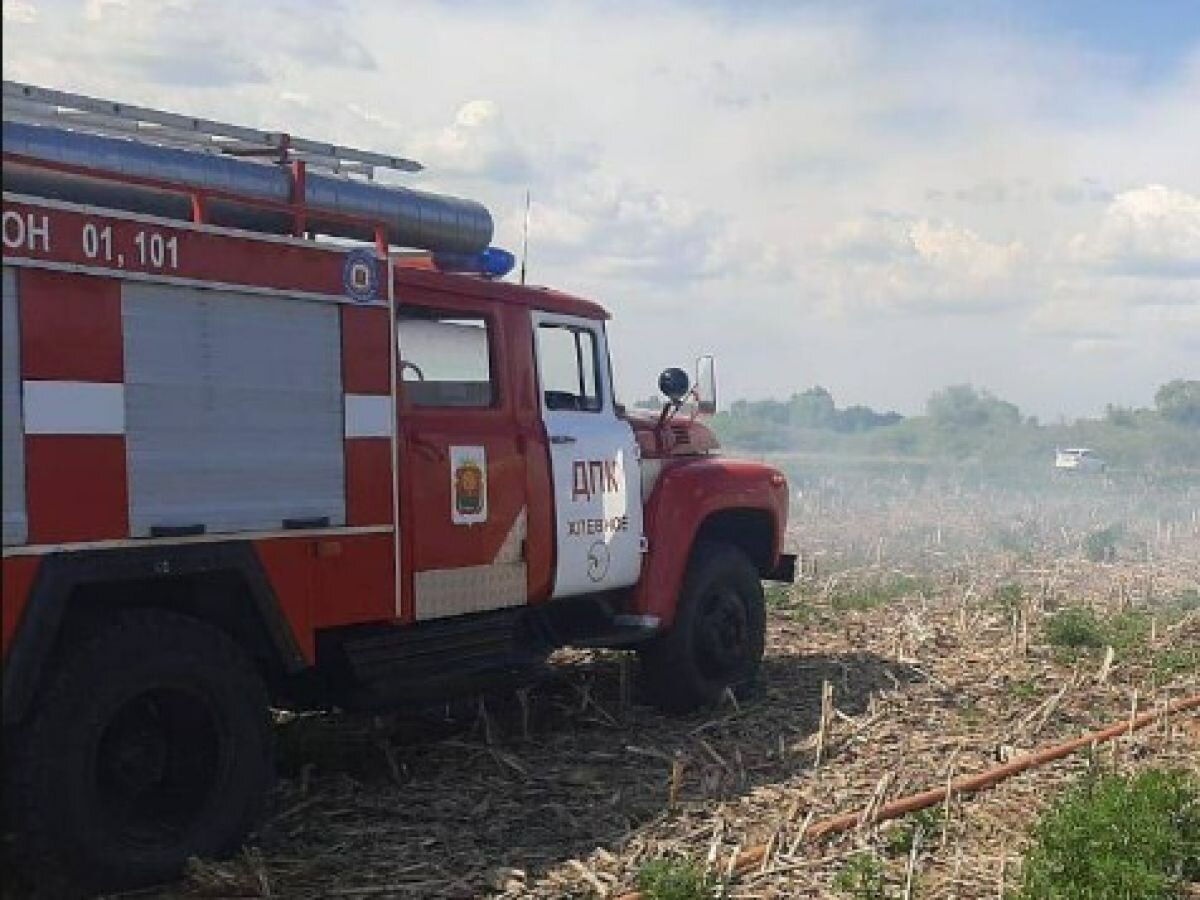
[393,265,610,321]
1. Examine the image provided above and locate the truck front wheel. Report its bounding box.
[639,542,766,713]
[12,609,273,891]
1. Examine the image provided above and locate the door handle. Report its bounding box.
[550,434,577,445]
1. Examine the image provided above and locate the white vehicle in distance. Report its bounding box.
[1055,448,1107,473]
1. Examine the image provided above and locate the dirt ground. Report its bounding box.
[18,476,1200,899]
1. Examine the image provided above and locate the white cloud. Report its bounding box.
[537,175,717,281]
[278,90,311,108]
[83,0,130,21]
[2,0,1197,418]
[408,100,531,182]
[1026,292,1123,341]
[1069,337,1131,356]
[523,201,591,249]
[2,0,37,23]
[822,215,1028,314]
[1069,185,1200,278]
[703,230,790,283]
[518,174,790,289]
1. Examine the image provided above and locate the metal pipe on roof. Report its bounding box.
[1,121,494,254]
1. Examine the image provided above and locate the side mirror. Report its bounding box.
[695,355,717,415]
[658,367,690,403]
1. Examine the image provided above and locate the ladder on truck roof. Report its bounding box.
[2,80,423,180]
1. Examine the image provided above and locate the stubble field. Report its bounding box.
[104,470,1200,898]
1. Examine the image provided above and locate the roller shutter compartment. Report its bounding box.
[2,267,27,546]
[123,284,345,536]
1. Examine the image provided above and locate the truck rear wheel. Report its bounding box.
[12,609,272,891]
[639,542,766,713]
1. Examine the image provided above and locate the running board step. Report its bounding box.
[330,608,530,686]
[569,614,661,648]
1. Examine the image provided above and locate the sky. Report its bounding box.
[3,0,1198,420]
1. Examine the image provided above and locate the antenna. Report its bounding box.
[519,188,531,285]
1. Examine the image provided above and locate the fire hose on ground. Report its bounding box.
[616,692,1200,899]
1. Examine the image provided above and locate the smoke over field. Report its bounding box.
[774,455,1200,579]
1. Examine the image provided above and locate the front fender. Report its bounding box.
[633,456,788,626]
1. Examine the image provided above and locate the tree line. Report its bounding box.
[701,379,1200,468]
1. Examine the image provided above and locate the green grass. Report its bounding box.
[884,807,944,856]
[1043,607,1151,651]
[764,582,818,624]
[1006,678,1040,701]
[1152,647,1200,677]
[992,582,1025,615]
[1044,607,1107,651]
[635,858,719,900]
[1016,769,1200,899]
[1044,605,1197,677]
[764,584,792,608]
[1103,611,1153,650]
[1083,524,1124,562]
[830,575,930,612]
[833,852,888,899]
[957,700,986,729]
[1171,587,1200,612]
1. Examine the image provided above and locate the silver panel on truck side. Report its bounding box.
[122,283,346,536]
[1,266,27,546]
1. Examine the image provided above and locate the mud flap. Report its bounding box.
[764,553,797,584]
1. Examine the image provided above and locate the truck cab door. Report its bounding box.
[532,312,644,598]
[395,301,529,622]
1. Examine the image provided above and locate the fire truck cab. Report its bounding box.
[1,82,793,889]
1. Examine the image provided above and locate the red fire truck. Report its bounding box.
[1,82,793,888]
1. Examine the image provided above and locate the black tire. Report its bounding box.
[639,542,766,713]
[11,609,273,891]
